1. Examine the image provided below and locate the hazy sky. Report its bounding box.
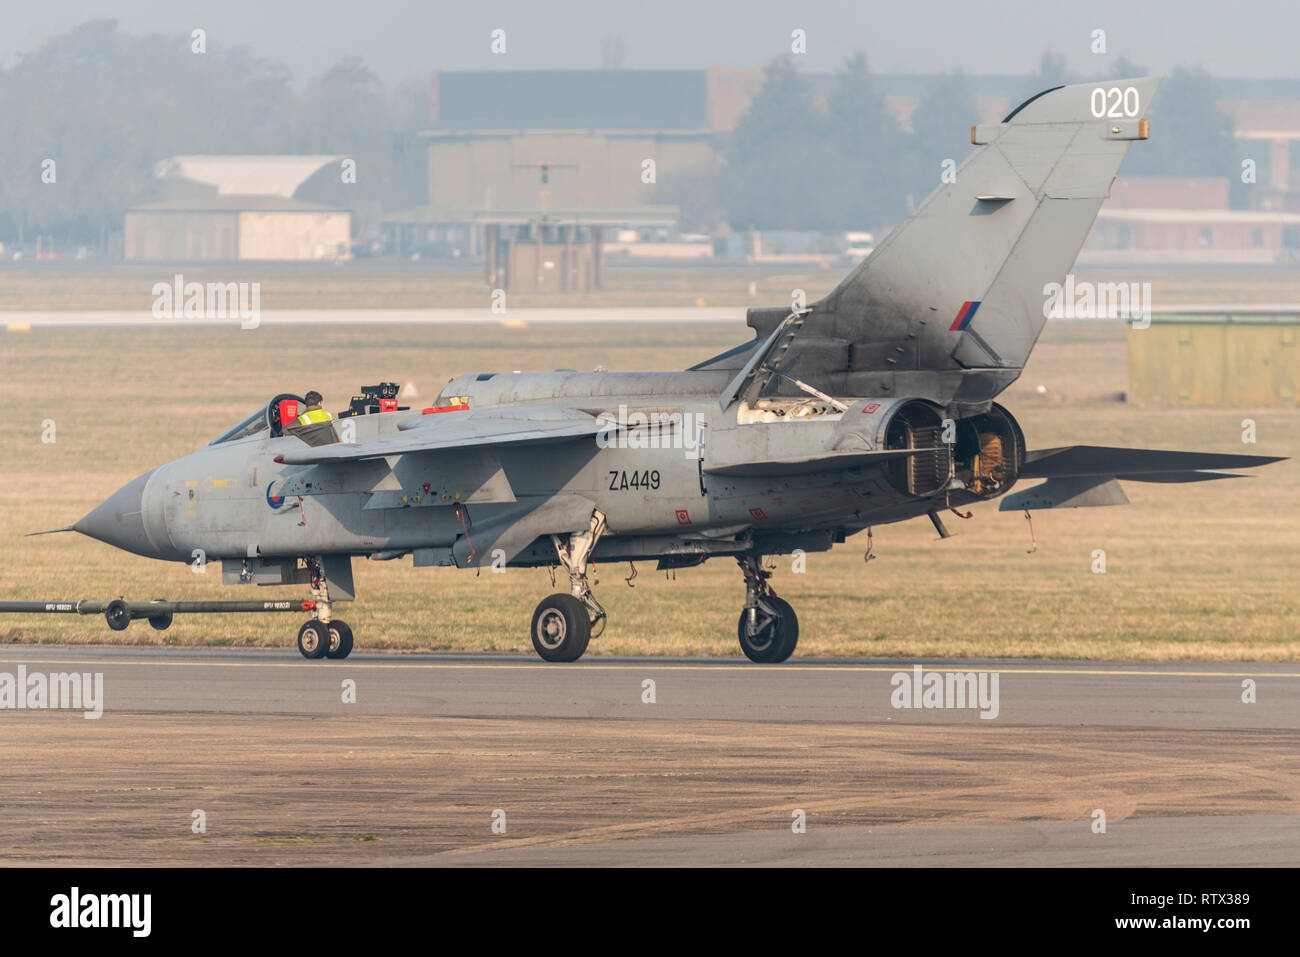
[7,0,1297,83]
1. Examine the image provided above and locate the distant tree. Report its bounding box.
[0,19,295,244]
[824,52,908,228]
[903,72,978,210]
[655,168,727,234]
[294,57,395,214]
[0,21,427,246]
[1121,67,1234,177]
[720,57,832,230]
[295,58,389,154]
[388,75,435,209]
[1109,55,1148,80]
[1021,51,1076,100]
[726,57,824,158]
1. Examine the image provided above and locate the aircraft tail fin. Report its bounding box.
[737,77,1161,411]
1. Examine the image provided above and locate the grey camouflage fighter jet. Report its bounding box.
[57,78,1282,662]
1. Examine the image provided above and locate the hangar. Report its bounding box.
[382,70,736,289]
[124,155,352,262]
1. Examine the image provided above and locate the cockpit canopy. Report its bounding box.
[208,394,304,446]
[207,384,405,446]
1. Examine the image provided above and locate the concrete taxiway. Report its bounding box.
[1,647,1296,866]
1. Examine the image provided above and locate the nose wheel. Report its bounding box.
[297,620,329,658]
[325,620,354,659]
[297,556,354,659]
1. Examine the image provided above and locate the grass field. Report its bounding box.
[4,261,1300,311]
[1,317,1296,659]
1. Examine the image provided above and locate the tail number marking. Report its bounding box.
[1090,86,1139,118]
[609,470,661,491]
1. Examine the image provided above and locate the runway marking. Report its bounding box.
[0,657,1297,679]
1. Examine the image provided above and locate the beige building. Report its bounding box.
[124,155,351,262]
[421,128,713,218]
[126,196,350,261]
[383,71,731,288]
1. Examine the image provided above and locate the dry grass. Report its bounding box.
[0,317,1296,660]
[4,262,1300,311]
[0,262,838,311]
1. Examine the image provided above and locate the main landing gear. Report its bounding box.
[736,555,798,663]
[530,511,607,662]
[524,530,799,663]
[296,557,354,660]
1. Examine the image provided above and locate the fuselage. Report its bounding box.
[80,369,1024,567]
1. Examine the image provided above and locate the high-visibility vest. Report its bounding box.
[297,408,333,426]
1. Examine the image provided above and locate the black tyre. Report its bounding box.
[737,595,798,663]
[325,620,354,659]
[530,594,592,662]
[148,614,173,631]
[105,599,131,632]
[297,620,330,659]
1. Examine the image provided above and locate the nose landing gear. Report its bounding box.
[296,557,354,659]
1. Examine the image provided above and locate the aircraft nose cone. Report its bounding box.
[75,469,160,558]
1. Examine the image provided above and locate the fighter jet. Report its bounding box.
[58,78,1281,662]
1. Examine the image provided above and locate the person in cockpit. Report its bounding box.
[296,391,333,427]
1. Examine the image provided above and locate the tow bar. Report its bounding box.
[0,598,317,632]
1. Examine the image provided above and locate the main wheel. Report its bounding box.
[530,594,592,662]
[737,596,798,663]
[297,620,330,659]
[325,620,354,659]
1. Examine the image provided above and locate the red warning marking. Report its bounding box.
[749,507,767,519]
[862,402,881,414]
[675,509,691,525]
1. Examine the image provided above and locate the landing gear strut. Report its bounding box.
[297,557,354,660]
[736,555,798,663]
[530,510,606,662]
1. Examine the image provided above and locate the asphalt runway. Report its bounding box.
[1,647,1297,866]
